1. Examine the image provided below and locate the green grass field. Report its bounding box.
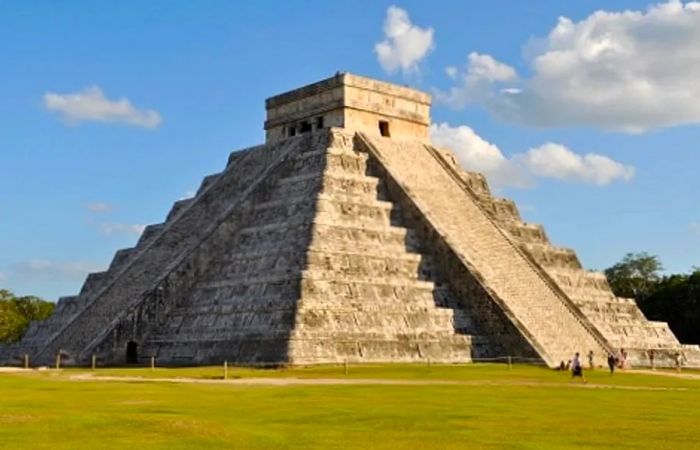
[1,364,699,449]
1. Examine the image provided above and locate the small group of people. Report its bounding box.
[606,348,627,374]
[560,347,688,380]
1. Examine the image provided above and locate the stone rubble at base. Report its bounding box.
[2,73,698,368]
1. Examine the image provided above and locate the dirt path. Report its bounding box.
[0,368,31,373]
[64,373,691,391]
[629,369,700,380]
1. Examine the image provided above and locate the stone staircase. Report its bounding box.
[359,133,611,367]
[428,145,699,367]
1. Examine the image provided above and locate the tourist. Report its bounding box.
[619,348,627,369]
[587,350,594,370]
[571,352,586,383]
[607,353,616,375]
[648,349,655,370]
[675,352,685,373]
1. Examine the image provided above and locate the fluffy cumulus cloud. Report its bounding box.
[12,260,103,282]
[375,6,434,74]
[429,123,526,188]
[516,143,635,185]
[44,86,162,128]
[439,1,700,132]
[436,52,518,109]
[99,222,146,237]
[430,123,634,188]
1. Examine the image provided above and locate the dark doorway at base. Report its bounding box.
[126,341,138,364]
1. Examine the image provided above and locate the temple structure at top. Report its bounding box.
[264,72,430,142]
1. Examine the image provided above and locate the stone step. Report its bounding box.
[78,271,108,297]
[299,273,437,304]
[145,330,292,345]
[300,270,434,287]
[477,196,521,222]
[499,220,549,245]
[195,173,221,196]
[521,243,581,270]
[205,243,428,280]
[310,221,419,252]
[289,146,369,177]
[108,248,135,271]
[305,249,429,280]
[136,223,165,247]
[314,195,397,227]
[197,272,301,290]
[232,220,418,257]
[154,310,297,334]
[296,308,456,331]
[546,268,612,291]
[166,198,194,222]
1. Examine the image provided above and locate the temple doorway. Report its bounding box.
[126,341,139,364]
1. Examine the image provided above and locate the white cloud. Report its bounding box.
[435,53,517,109]
[12,260,103,282]
[44,86,162,128]
[375,6,434,74]
[445,66,458,79]
[430,122,634,188]
[430,123,527,188]
[466,52,517,83]
[85,202,113,213]
[440,1,700,132]
[516,143,635,185]
[99,223,146,237]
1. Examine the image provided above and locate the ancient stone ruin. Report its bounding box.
[3,73,699,368]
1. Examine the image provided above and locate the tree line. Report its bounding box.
[0,289,54,343]
[604,252,699,345]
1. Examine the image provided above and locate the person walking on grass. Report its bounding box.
[607,353,616,375]
[587,350,595,370]
[571,352,587,383]
[675,352,685,373]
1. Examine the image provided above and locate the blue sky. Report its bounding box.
[1,0,698,300]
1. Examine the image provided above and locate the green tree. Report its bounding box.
[0,289,54,343]
[604,252,663,301]
[639,269,700,344]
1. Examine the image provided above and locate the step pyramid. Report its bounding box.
[3,73,698,368]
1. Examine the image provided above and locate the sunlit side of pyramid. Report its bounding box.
[3,73,699,368]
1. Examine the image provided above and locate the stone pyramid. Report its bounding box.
[3,73,699,368]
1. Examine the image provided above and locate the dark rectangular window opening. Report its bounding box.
[379,120,391,137]
[300,121,312,133]
[315,116,324,130]
[288,126,297,137]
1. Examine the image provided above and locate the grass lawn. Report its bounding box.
[1,364,699,449]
